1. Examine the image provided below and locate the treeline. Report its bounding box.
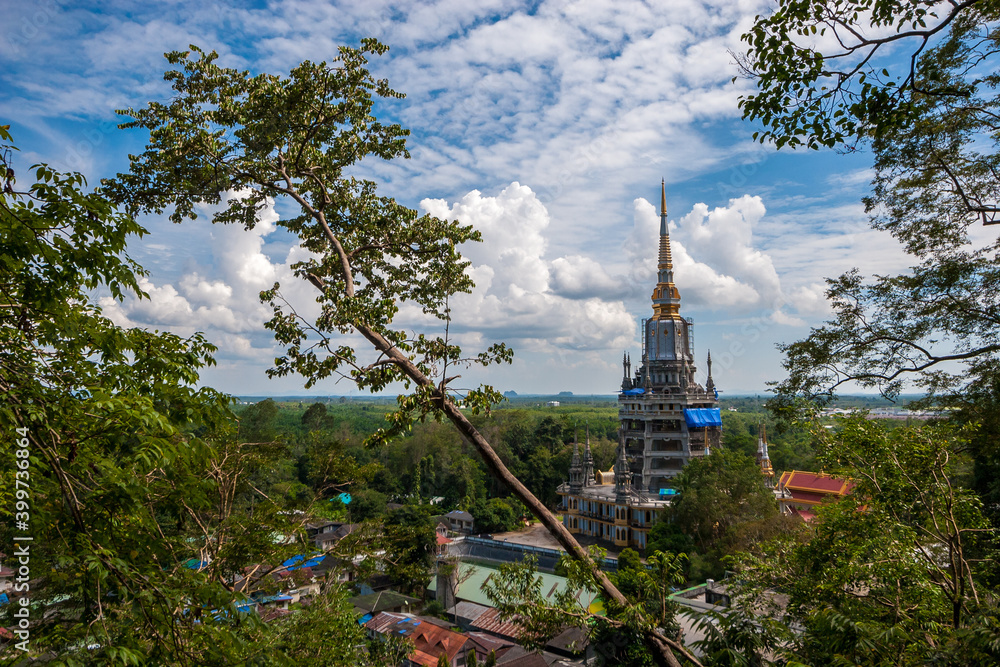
[237,399,818,522]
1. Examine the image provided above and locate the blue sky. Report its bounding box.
[2,0,916,396]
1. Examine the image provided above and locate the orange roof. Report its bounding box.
[779,470,854,497]
[409,649,442,666]
[366,612,470,662]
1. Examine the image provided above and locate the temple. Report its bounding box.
[557,182,722,550]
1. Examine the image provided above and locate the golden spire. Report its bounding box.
[651,179,681,320]
[658,179,673,271]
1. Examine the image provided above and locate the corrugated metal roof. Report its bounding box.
[427,563,601,612]
[451,601,489,624]
[470,607,523,639]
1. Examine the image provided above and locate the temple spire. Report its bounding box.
[706,350,715,392]
[658,179,673,274]
[652,180,681,320]
[757,422,775,487]
[569,425,583,492]
[621,352,632,392]
[615,435,631,501]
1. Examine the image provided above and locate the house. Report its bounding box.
[366,612,474,666]
[435,520,452,555]
[305,520,361,550]
[350,590,420,617]
[445,510,474,534]
[777,470,855,520]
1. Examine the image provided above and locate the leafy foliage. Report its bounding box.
[732,417,1000,666]
[739,1,1000,407]
[0,125,415,665]
[668,449,784,579]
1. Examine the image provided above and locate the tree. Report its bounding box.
[739,2,1000,611]
[301,401,336,431]
[646,522,694,557]
[384,506,436,594]
[733,416,999,666]
[617,548,643,574]
[0,126,265,663]
[669,449,781,577]
[349,488,388,522]
[738,1,1000,406]
[271,582,410,666]
[108,44,697,667]
[645,551,687,630]
[0,127,392,665]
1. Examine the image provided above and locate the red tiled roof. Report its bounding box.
[792,508,816,522]
[786,489,837,505]
[366,612,471,662]
[779,470,854,496]
[437,535,452,545]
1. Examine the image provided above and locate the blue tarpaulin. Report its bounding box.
[282,553,325,571]
[684,408,722,428]
[621,388,645,395]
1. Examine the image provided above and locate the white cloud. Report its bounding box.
[421,182,635,352]
[105,194,303,357]
[625,197,771,309]
[550,255,622,300]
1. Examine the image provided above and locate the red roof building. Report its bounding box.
[366,612,474,667]
[777,470,855,520]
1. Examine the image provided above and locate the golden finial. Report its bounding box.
[660,178,667,216]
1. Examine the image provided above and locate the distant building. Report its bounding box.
[557,182,722,550]
[445,510,475,534]
[777,470,855,520]
[546,401,560,407]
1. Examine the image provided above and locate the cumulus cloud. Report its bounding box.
[421,183,635,352]
[102,194,308,361]
[625,197,765,308]
[623,194,833,326]
[550,255,623,300]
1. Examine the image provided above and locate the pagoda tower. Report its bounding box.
[618,181,721,492]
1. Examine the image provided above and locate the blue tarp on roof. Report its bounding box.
[283,552,325,571]
[684,408,722,428]
[622,388,645,395]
